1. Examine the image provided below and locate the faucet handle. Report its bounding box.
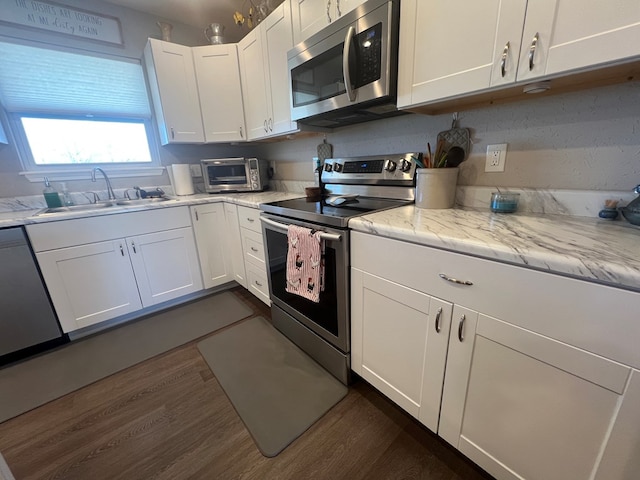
[125,188,141,200]
[85,191,100,204]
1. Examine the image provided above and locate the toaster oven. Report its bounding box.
[201,157,269,193]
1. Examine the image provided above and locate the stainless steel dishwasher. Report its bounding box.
[0,226,67,366]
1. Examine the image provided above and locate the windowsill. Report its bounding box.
[20,166,166,182]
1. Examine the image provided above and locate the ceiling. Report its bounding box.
[103,0,271,42]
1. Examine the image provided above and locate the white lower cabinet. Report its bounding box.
[237,205,270,305]
[351,230,640,480]
[223,203,248,288]
[26,207,203,333]
[191,203,233,289]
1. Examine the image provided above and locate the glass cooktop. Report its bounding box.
[260,195,411,228]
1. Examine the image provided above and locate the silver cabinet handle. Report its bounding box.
[326,0,332,22]
[251,246,259,252]
[528,32,539,71]
[264,119,268,133]
[268,118,273,132]
[195,209,199,221]
[240,126,244,138]
[247,217,255,222]
[500,41,510,77]
[434,307,443,333]
[131,241,137,254]
[255,280,263,287]
[342,26,356,102]
[171,127,175,139]
[336,0,341,17]
[120,244,125,256]
[458,315,466,342]
[439,273,473,286]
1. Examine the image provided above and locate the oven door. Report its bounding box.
[203,159,250,192]
[261,213,350,353]
[288,0,395,121]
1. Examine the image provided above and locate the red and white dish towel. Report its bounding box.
[285,225,325,303]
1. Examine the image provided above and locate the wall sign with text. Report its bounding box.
[0,0,124,46]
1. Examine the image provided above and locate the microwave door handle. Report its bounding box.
[342,25,356,102]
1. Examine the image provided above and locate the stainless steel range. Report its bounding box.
[260,153,418,384]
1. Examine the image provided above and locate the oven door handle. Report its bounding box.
[260,216,343,242]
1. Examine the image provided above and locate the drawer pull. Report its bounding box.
[439,273,473,286]
[247,217,255,222]
[255,280,263,287]
[131,241,137,254]
[120,244,124,256]
[434,307,443,333]
[458,315,466,342]
[195,209,199,222]
[251,247,259,252]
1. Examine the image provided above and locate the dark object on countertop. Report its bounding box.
[136,187,165,198]
[620,207,640,226]
[599,208,619,220]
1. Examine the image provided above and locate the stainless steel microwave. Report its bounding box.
[201,158,269,193]
[287,0,402,128]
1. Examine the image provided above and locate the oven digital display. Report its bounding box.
[342,159,385,174]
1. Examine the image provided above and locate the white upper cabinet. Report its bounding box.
[143,39,205,144]
[398,0,640,109]
[291,0,368,45]
[516,0,640,82]
[192,44,246,142]
[238,0,297,140]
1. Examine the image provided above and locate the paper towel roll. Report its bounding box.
[168,164,194,196]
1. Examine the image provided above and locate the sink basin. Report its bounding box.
[115,197,172,206]
[37,202,115,215]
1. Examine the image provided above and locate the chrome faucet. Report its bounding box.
[91,167,116,200]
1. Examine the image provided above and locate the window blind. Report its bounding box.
[0,41,151,117]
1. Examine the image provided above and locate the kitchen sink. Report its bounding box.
[37,202,116,215]
[115,197,173,206]
[35,197,174,216]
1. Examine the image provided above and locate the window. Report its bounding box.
[0,40,160,179]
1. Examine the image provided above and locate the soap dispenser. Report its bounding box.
[43,177,63,208]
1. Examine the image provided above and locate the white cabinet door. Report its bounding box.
[191,203,233,289]
[192,44,246,143]
[127,227,203,307]
[238,28,271,140]
[517,0,640,82]
[223,203,247,288]
[35,240,142,332]
[262,0,296,136]
[143,39,204,144]
[291,0,367,44]
[397,0,527,107]
[351,269,452,432]
[440,309,631,480]
[291,0,331,45]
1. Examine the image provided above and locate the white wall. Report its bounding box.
[259,81,640,192]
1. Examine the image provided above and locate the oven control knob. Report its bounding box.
[324,163,333,172]
[385,160,397,172]
[400,159,412,172]
[333,163,343,173]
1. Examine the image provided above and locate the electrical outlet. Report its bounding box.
[189,164,202,177]
[485,143,507,172]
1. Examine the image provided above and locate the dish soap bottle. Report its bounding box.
[60,182,74,206]
[43,177,63,208]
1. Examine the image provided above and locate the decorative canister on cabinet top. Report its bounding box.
[415,167,459,209]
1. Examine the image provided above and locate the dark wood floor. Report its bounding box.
[0,288,493,480]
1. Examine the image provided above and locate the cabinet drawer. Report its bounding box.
[241,228,265,266]
[246,262,270,305]
[237,205,261,233]
[351,231,640,370]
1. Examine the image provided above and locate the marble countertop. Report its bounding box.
[349,206,640,292]
[0,191,304,228]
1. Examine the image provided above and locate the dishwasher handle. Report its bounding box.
[260,216,343,242]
